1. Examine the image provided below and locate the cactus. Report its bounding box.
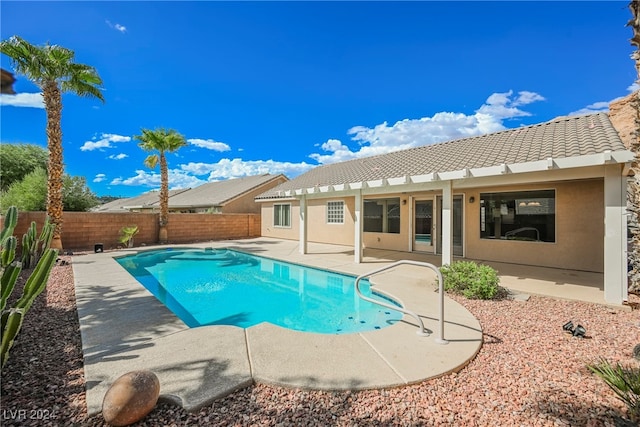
[0,206,58,369]
[1,309,24,369]
[0,262,20,312]
[1,236,17,269]
[21,218,54,269]
[0,206,18,245]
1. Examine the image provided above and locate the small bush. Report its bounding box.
[587,358,640,424]
[439,261,502,300]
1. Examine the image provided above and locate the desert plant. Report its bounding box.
[135,128,187,243]
[21,217,54,269]
[439,260,502,300]
[1,206,58,368]
[588,358,640,423]
[118,225,139,248]
[1,36,105,249]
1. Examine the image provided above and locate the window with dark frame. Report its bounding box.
[479,190,555,242]
[274,203,291,227]
[363,198,400,233]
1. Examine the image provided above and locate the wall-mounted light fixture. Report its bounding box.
[469,196,475,203]
[402,199,407,205]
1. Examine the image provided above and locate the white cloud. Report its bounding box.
[106,20,127,33]
[511,91,546,106]
[309,90,546,165]
[188,138,231,152]
[628,82,640,92]
[110,169,205,190]
[568,101,610,116]
[0,93,44,108]
[93,173,106,183]
[180,158,314,181]
[80,133,131,151]
[108,153,128,160]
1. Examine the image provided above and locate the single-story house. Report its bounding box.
[256,112,634,305]
[95,174,288,214]
[92,189,190,212]
[159,173,288,213]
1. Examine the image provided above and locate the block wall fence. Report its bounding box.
[0,211,261,251]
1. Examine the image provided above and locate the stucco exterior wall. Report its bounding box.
[306,198,355,246]
[464,179,604,272]
[361,194,412,251]
[261,200,299,240]
[260,197,355,245]
[261,179,605,272]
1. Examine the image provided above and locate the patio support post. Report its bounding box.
[299,195,308,255]
[354,191,363,263]
[603,164,628,304]
[441,181,453,266]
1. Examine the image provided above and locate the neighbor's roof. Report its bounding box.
[156,174,287,208]
[1,69,16,95]
[92,188,191,212]
[257,112,632,200]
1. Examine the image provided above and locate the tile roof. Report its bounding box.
[158,174,285,208]
[92,189,190,212]
[257,113,629,199]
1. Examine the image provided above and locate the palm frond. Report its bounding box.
[0,36,104,102]
[144,154,159,169]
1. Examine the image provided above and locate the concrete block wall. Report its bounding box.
[1,211,261,251]
[166,213,261,243]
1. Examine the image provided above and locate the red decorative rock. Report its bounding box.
[102,370,160,426]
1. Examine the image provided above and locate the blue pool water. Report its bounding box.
[115,248,402,334]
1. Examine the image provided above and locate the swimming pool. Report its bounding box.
[115,248,402,334]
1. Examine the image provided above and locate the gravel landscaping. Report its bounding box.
[1,254,639,426]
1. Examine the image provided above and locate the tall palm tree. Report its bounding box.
[0,36,104,250]
[627,1,640,294]
[135,128,187,243]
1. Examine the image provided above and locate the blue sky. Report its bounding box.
[1,1,637,198]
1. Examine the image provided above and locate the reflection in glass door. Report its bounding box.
[413,199,434,252]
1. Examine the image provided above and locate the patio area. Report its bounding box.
[74,238,487,415]
[72,237,629,416]
[234,237,615,308]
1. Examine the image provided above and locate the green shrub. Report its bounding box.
[118,225,139,248]
[439,260,502,300]
[587,358,640,424]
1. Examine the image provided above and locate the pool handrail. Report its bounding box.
[355,260,449,345]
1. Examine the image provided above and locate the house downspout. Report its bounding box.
[441,181,454,266]
[354,190,363,263]
[604,164,628,304]
[299,195,308,255]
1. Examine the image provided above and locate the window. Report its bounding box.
[363,198,400,233]
[274,203,291,227]
[480,190,555,242]
[327,201,344,224]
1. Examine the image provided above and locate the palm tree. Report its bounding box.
[0,36,104,250]
[135,128,187,243]
[627,1,640,294]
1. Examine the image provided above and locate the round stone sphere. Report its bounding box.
[102,370,160,426]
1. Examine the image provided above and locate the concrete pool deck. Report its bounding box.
[73,238,485,415]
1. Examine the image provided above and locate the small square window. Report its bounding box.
[327,201,344,224]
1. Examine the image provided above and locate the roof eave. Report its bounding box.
[265,150,634,198]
